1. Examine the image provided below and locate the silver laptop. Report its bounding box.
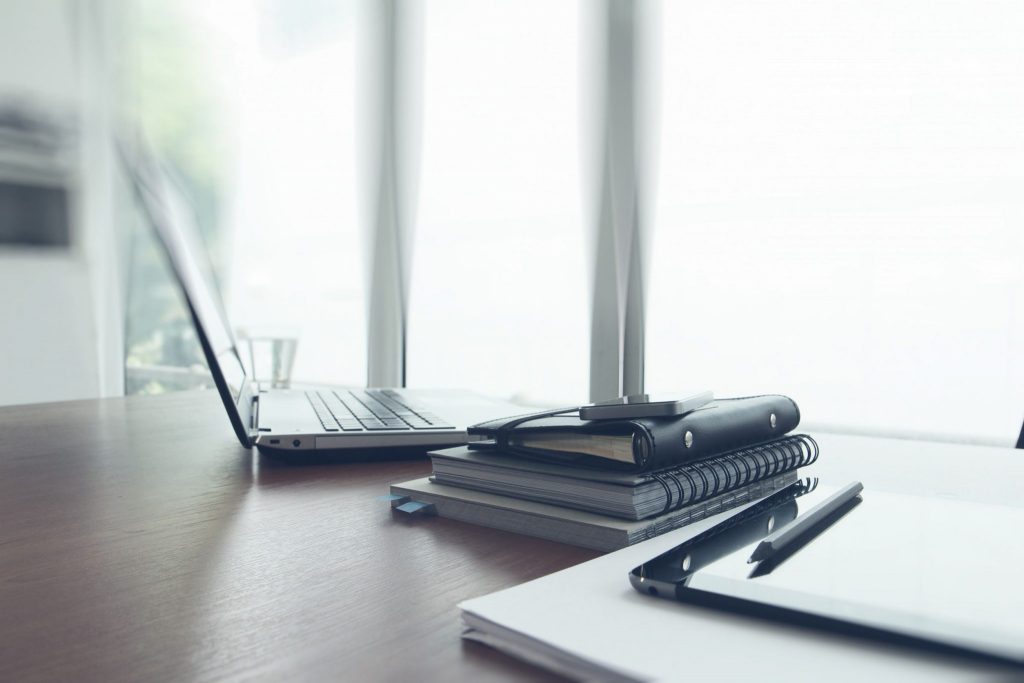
[124,143,528,459]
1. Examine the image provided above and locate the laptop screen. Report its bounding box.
[123,141,256,448]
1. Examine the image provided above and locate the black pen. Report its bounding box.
[747,481,864,564]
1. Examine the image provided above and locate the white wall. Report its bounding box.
[0,255,100,404]
[0,0,123,406]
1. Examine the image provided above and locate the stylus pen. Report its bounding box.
[747,481,864,564]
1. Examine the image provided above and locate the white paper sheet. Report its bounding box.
[459,501,1015,682]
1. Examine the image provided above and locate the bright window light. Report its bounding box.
[648,0,1024,444]
[408,0,588,405]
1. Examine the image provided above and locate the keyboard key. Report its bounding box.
[360,422,394,431]
[339,392,378,419]
[369,391,416,415]
[353,391,404,421]
[363,389,455,429]
[321,393,364,431]
[305,392,340,431]
[416,413,453,428]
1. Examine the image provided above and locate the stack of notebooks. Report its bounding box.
[391,395,819,552]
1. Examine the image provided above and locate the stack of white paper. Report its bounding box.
[459,507,1010,682]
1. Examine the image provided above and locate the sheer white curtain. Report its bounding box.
[407,0,588,404]
[223,1,366,387]
[647,0,1024,444]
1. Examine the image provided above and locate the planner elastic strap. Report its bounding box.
[479,405,581,449]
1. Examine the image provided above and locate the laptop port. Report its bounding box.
[292,439,301,448]
[269,438,280,445]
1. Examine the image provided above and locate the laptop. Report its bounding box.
[123,143,532,459]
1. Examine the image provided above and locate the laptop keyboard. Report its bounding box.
[305,389,454,432]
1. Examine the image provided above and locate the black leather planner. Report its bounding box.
[468,394,801,472]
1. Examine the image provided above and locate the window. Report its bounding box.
[124,0,232,393]
[119,0,1024,445]
[648,0,1024,443]
[407,0,588,404]
[221,1,364,387]
[124,0,365,391]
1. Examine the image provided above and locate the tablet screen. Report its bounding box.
[631,480,1024,661]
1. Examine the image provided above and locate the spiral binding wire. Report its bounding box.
[649,434,819,515]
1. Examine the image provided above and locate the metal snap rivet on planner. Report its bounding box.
[770,413,777,428]
[684,431,693,448]
[681,554,692,571]
[767,514,775,533]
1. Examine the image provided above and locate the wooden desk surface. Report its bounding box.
[0,391,597,682]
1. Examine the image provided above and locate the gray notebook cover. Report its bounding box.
[430,437,817,520]
[390,471,797,553]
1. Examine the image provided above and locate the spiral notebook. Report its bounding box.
[430,434,819,520]
[390,471,798,552]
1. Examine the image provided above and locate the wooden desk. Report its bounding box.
[0,391,597,681]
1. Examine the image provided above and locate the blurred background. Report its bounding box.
[2,0,1023,446]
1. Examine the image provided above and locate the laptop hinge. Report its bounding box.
[250,394,260,437]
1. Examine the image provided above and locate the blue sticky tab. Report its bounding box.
[379,494,411,508]
[394,500,436,516]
